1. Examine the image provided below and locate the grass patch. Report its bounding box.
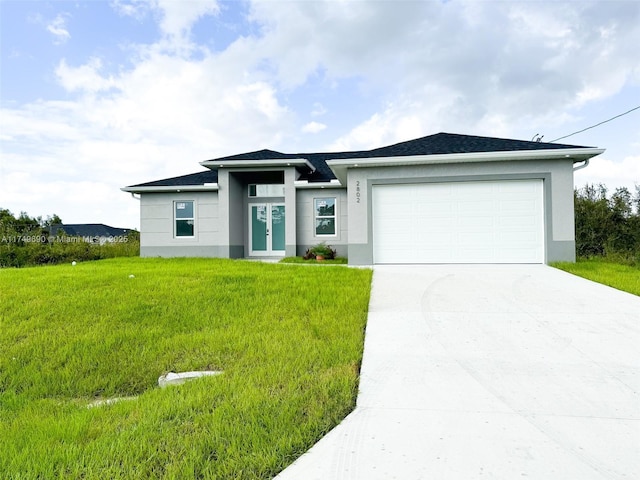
[279,256,348,265]
[552,259,640,297]
[0,258,372,478]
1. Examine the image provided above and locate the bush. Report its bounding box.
[303,243,337,260]
[575,184,640,265]
[0,208,139,268]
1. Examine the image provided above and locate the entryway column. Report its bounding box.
[284,168,297,257]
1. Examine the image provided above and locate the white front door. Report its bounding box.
[249,203,286,256]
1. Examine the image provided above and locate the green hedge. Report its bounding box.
[1,208,139,268]
[0,235,140,268]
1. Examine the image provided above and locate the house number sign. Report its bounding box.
[355,180,361,203]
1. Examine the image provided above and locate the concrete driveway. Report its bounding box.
[275,265,640,479]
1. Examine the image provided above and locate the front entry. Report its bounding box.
[249,203,286,257]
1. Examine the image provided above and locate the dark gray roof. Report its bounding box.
[364,132,589,157]
[128,169,218,188]
[49,224,132,237]
[127,132,592,186]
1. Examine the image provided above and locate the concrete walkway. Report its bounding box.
[275,265,640,479]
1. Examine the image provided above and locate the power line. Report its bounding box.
[549,105,640,143]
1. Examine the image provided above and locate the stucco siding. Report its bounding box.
[295,188,348,256]
[134,156,577,263]
[139,192,219,255]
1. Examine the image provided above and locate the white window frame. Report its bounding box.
[174,200,195,238]
[314,197,337,237]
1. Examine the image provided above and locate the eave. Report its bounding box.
[294,179,343,189]
[120,184,219,194]
[200,158,316,173]
[325,148,605,184]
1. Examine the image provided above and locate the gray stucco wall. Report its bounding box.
[284,168,298,257]
[295,188,348,257]
[137,158,576,264]
[345,158,576,265]
[139,191,219,257]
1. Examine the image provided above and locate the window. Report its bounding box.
[248,184,285,197]
[174,201,195,237]
[315,198,336,236]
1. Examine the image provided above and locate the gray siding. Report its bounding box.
[139,191,219,257]
[136,158,577,264]
[295,188,348,257]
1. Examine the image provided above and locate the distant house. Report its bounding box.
[122,132,604,264]
[48,224,132,245]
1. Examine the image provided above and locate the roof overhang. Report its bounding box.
[121,184,219,194]
[325,148,605,184]
[294,179,343,189]
[200,158,316,173]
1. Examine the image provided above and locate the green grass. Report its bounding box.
[0,258,372,479]
[552,259,640,297]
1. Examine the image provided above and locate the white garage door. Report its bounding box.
[373,180,544,264]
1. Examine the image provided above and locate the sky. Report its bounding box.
[1,0,639,230]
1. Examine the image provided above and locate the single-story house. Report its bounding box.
[122,132,604,264]
[49,224,132,245]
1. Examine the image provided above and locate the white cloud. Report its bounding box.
[56,58,119,93]
[111,0,220,38]
[110,0,152,20]
[155,0,220,38]
[46,13,71,44]
[0,32,293,227]
[302,121,326,134]
[250,0,640,144]
[574,155,640,192]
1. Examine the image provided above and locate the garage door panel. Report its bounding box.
[459,232,494,245]
[499,215,538,228]
[420,233,454,246]
[459,200,494,214]
[499,230,538,243]
[418,217,454,230]
[502,199,537,212]
[373,180,544,264]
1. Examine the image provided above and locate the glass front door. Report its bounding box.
[249,203,285,256]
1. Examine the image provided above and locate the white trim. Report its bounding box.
[174,200,196,239]
[121,184,218,193]
[294,179,343,189]
[200,158,316,173]
[313,196,338,238]
[326,148,605,184]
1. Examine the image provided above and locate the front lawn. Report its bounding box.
[552,259,640,296]
[0,258,372,479]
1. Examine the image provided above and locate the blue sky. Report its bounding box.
[1,0,639,229]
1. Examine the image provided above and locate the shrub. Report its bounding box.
[303,243,337,260]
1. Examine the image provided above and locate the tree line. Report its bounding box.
[574,184,640,264]
[0,208,139,268]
